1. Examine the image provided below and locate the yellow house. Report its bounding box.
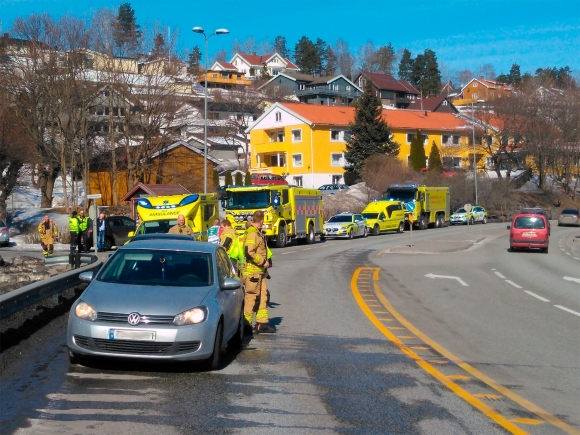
[247,103,477,188]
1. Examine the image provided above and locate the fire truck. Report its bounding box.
[224,185,324,247]
[383,183,450,230]
[131,193,219,241]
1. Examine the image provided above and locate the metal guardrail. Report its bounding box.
[0,255,102,320]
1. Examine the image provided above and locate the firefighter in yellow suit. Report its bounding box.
[38,215,58,257]
[242,210,276,334]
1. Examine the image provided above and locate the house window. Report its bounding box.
[275,111,282,122]
[332,175,342,184]
[292,129,302,142]
[330,130,342,141]
[331,153,343,167]
[270,155,285,167]
[473,93,479,99]
[473,82,478,87]
[299,84,305,90]
[292,154,303,167]
[407,133,428,144]
[442,135,460,146]
[442,100,448,105]
[346,85,351,91]
[277,131,284,142]
[270,131,284,142]
[293,176,303,187]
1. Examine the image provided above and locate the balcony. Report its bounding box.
[196,73,252,88]
[296,88,362,99]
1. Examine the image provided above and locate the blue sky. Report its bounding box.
[1,0,578,79]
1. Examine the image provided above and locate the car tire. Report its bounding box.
[230,307,244,349]
[541,247,549,254]
[397,222,404,233]
[469,217,474,225]
[363,227,368,238]
[205,321,223,371]
[510,246,518,252]
[320,234,326,241]
[275,226,286,248]
[348,229,354,240]
[104,237,113,251]
[306,224,315,244]
[373,224,380,236]
[482,216,488,224]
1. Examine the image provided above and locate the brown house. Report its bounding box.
[89,140,221,205]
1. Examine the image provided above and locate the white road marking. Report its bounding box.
[303,248,312,250]
[573,257,580,261]
[554,305,580,317]
[494,271,506,279]
[425,273,469,287]
[524,291,550,302]
[281,251,296,255]
[505,280,522,289]
[563,276,580,284]
[561,248,566,251]
[566,252,571,256]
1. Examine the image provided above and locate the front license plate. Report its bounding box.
[109,329,156,341]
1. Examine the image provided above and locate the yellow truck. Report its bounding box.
[383,183,450,230]
[361,200,406,235]
[131,193,219,240]
[224,185,323,247]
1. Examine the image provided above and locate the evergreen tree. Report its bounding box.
[422,49,441,97]
[273,36,289,58]
[244,171,252,186]
[507,63,521,85]
[113,3,141,55]
[410,53,426,94]
[224,171,233,186]
[398,49,413,82]
[314,38,327,76]
[344,80,399,181]
[234,171,243,185]
[261,63,270,78]
[427,141,443,172]
[294,36,318,75]
[151,33,166,58]
[409,131,427,172]
[187,46,202,74]
[376,44,396,74]
[213,170,220,189]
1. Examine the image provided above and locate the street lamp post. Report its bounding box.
[471,100,478,205]
[192,26,229,193]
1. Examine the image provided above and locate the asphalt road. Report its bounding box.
[1,222,579,435]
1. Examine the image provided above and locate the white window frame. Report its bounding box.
[407,132,428,145]
[332,175,342,184]
[330,130,343,142]
[473,93,479,99]
[330,153,344,167]
[473,82,478,87]
[292,153,303,167]
[291,129,302,143]
[293,176,303,187]
[275,111,282,122]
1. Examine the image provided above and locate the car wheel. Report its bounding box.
[363,227,368,238]
[229,307,244,349]
[320,234,326,241]
[510,246,518,252]
[275,226,286,248]
[306,223,315,244]
[104,237,113,251]
[397,222,404,233]
[469,217,474,225]
[373,224,380,236]
[482,216,488,224]
[541,247,549,254]
[205,321,223,371]
[348,229,354,240]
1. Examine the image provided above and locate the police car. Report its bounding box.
[322,212,368,239]
[450,205,488,225]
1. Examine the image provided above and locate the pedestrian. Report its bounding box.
[168,214,193,235]
[77,209,89,252]
[207,218,221,244]
[242,210,276,334]
[38,215,58,257]
[68,210,80,257]
[219,219,238,255]
[96,211,106,252]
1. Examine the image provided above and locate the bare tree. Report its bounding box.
[334,38,355,80]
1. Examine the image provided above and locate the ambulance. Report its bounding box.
[224,185,323,247]
[130,193,219,241]
[383,184,450,230]
[361,200,406,235]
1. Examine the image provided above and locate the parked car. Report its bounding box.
[0,219,9,247]
[318,184,349,195]
[85,216,136,251]
[67,239,244,370]
[508,212,549,253]
[450,205,488,225]
[322,212,367,239]
[250,173,288,186]
[557,208,579,227]
[520,208,551,234]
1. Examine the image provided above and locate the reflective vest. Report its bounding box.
[78,216,89,231]
[220,227,238,257]
[243,226,267,276]
[68,216,80,232]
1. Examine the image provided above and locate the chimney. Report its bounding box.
[424,111,428,116]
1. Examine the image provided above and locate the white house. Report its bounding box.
[211,52,300,80]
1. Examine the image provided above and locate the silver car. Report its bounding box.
[322,212,368,239]
[0,219,9,247]
[318,184,349,195]
[67,238,244,370]
[558,208,579,227]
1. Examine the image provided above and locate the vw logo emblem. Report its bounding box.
[127,312,141,325]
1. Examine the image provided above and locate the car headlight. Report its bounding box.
[173,306,208,325]
[262,224,271,229]
[75,300,97,321]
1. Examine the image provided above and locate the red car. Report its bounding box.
[508,212,549,253]
[250,173,288,186]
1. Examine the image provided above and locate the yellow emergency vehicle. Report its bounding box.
[362,200,406,235]
[131,193,219,241]
[225,185,323,247]
[383,183,450,230]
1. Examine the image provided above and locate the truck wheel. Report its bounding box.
[373,224,380,236]
[305,224,315,244]
[418,216,427,230]
[275,226,286,248]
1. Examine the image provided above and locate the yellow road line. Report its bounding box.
[352,266,580,435]
[351,267,528,435]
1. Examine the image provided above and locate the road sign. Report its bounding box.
[464,203,472,213]
[87,194,102,199]
[405,202,416,213]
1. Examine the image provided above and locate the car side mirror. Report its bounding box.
[79,271,94,282]
[221,277,242,291]
[127,231,134,237]
[506,225,511,230]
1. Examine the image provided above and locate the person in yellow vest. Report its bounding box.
[38,215,58,257]
[77,209,90,252]
[68,210,80,256]
[219,219,237,254]
[168,214,193,235]
[242,210,276,334]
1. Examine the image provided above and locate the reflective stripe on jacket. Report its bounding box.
[243,226,266,276]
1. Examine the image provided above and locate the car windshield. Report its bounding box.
[562,209,579,214]
[514,216,545,229]
[455,208,466,213]
[362,213,378,220]
[136,220,178,235]
[98,249,213,287]
[226,190,271,210]
[384,188,416,203]
[328,215,352,223]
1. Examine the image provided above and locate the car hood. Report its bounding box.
[82,281,213,315]
[452,212,467,218]
[325,222,349,228]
